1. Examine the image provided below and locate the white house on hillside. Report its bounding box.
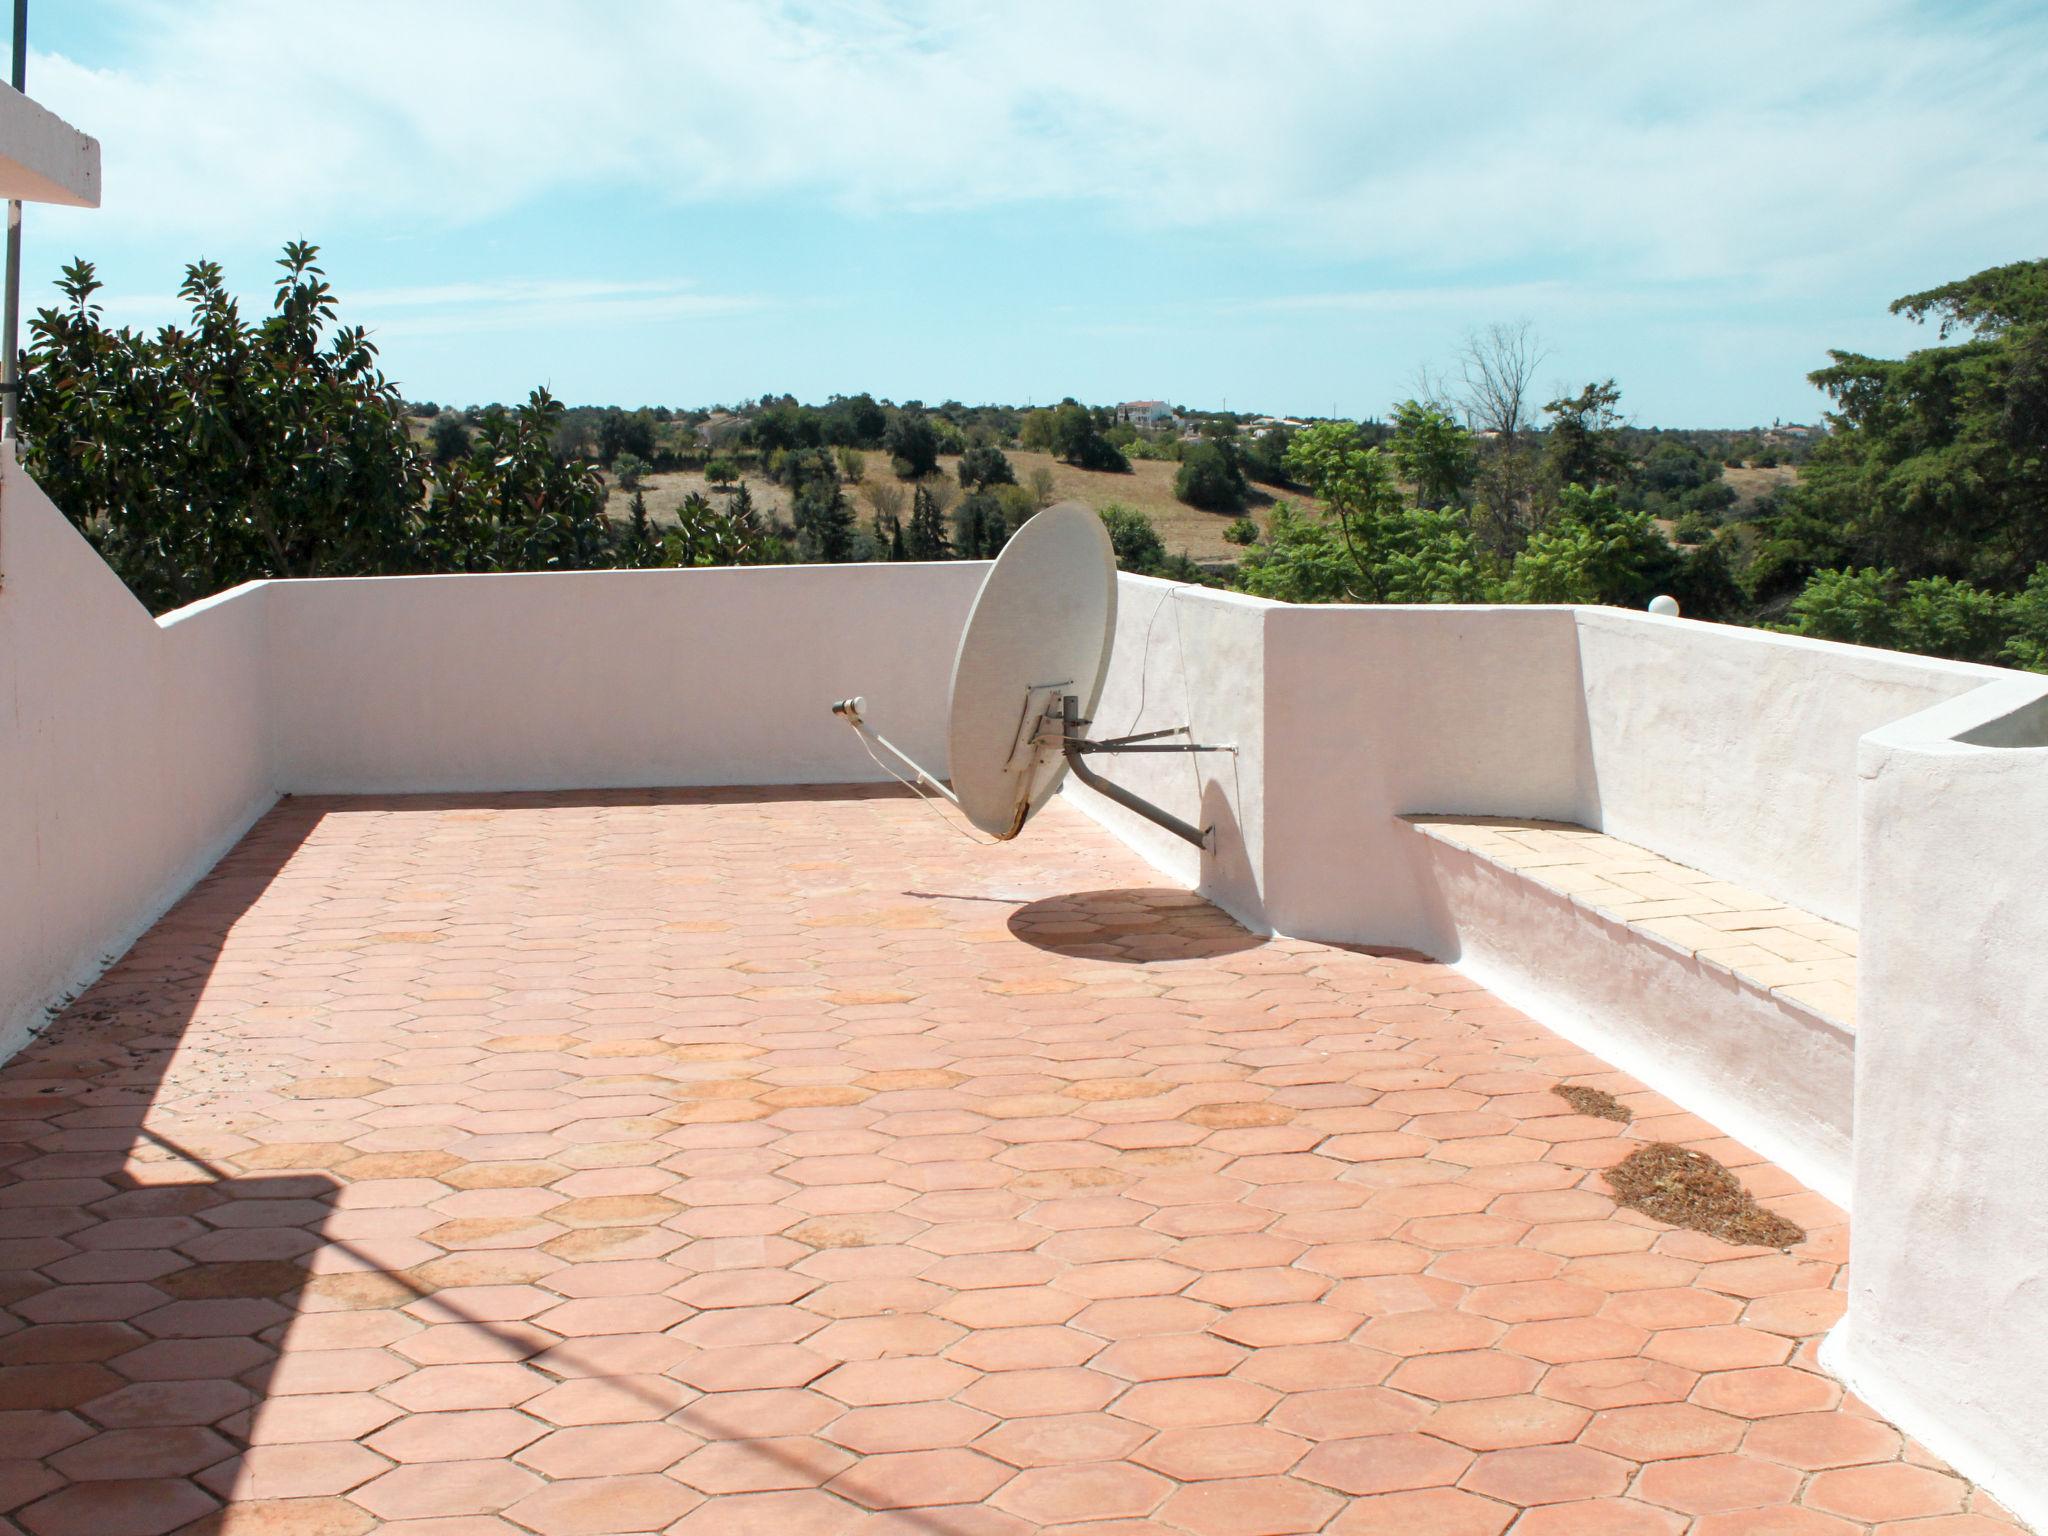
[1115,399,1176,429]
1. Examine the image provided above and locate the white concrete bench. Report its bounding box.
[1402,814,1856,1201]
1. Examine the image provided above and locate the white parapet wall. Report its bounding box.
[0,459,274,1057]
[1573,608,1998,925]
[1826,674,2048,1532]
[265,563,983,793]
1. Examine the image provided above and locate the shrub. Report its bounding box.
[1223,517,1259,546]
[1098,503,1165,573]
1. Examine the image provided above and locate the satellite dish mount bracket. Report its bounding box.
[1053,695,1231,851]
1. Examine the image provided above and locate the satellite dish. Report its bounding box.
[947,503,1118,837]
[833,502,1230,848]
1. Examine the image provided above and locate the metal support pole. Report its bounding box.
[1060,695,1214,851]
[1,0,27,445]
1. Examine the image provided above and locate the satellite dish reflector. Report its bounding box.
[947,503,1118,837]
[832,501,1231,849]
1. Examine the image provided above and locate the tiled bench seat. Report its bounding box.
[1405,815,1858,1027]
[1402,813,1856,1201]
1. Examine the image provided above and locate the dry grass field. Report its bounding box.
[603,448,1296,564]
[1724,461,1799,509]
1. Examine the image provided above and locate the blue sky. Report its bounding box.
[21,1,2048,426]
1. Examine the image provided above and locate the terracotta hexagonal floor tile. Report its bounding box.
[671,1435,853,1494]
[957,1367,1121,1418]
[977,1412,1152,1468]
[1155,1474,1345,1536]
[17,1478,220,1536]
[1689,1365,1839,1419]
[1295,1431,1474,1496]
[352,1458,542,1520]
[1579,1401,1745,1461]
[992,1461,1172,1524]
[816,1357,977,1407]
[1388,1348,1542,1403]
[1643,1325,1792,1373]
[1507,1498,1686,1535]
[1634,1452,1805,1515]
[364,1407,547,1464]
[522,1373,694,1426]
[826,1401,995,1455]
[1537,1358,1698,1411]
[515,1421,703,1478]
[1135,1424,1309,1480]
[666,1489,870,1536]
[1113,1377,1279,1430]
[1093,1332,1246,1383]
[1324,1487,1516,1536]
[1804,1461,1968,1523]
[1234,1342,1392,1393]
[1741,1409,1902,1470]
[1462,1279,1606,1324]
[1420,1393,1590,1452]
[503,1472,702,1535]
[1691,1511,1862,1536]
[1459,1443,1631,1505]
[827,1447,1014,1509]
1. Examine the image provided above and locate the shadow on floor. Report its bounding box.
[1006,886,1267,962]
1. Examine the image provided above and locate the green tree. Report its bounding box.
[422,389,611,572]
[905,482,952,560]
[793,474,857,562]
[952,490,1009,559]
[1050,399,1131,472]
[1236,503,1358,603]
[621,489,661,567]
[1243,425,1295,486]
[429,413,472,465]
[595,407,655,468]
[21,244,426,610]
[704,455,740,489]
[1541,380,1631,492]
[1388,400,1475,509]
[957,443,1015,491]
[884,409,941,478]
[1786,258,2048,590]
[1281,422,1419,601]
[1174,441,1249,510]
[1503,484,1681,606]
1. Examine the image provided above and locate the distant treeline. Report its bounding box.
[19,241,2045,671]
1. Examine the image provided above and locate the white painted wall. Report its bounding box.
[0,459,274,1056]
[1574,609,1996,925]
[1827,674,2048,1532]
[1261,603,1592,951]
[266,564,983,793]
[1059,576,1270,933]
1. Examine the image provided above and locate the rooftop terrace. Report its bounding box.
[3,452,2046,1532]
[2,787,2024,1536]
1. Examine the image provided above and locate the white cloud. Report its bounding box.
[30,0,2048,295]
[93,276,769,338]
